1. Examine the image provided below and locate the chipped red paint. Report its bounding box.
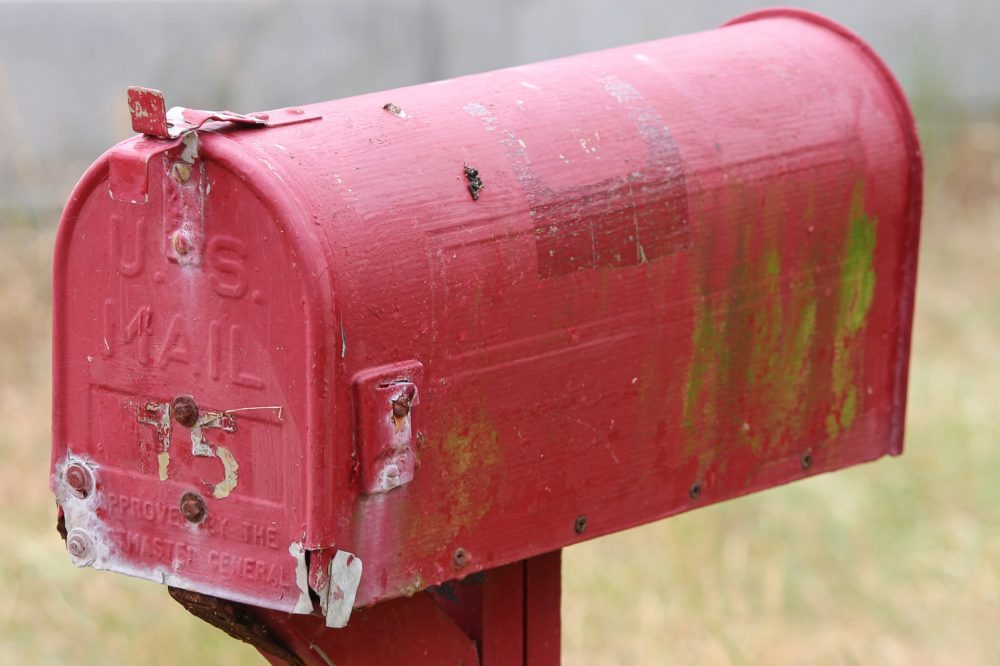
[51,7,920,649]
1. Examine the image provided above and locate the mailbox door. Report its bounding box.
[51,138,334,613]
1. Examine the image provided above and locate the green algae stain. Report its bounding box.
[783,299,817,409]
[682,184,823,461]
[400,401,503,563]
[742,244,821,455]
[762,276,819,449]
[683,298,723,435]
[439,405,502,529]
[840,192,878,336]
[746,247,783,389]
[827,185,878,436]
[442,409,500,476]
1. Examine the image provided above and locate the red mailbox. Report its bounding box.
[51,8,920,664]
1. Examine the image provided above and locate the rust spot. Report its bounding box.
[169,587,304,666]
[574,515,588,534]
[180,492,207,523]
[172,395,199,428]
[689,482,702,501]
[391,390,413,419]
[390,384,416,431]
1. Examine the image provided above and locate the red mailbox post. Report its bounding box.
[51,9,920,664]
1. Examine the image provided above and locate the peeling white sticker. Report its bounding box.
[325,551,363,628]
[289,542,314,614]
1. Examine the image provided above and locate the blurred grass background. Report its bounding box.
[0,1,997,664]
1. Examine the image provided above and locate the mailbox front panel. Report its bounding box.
[52,9,921,615]
[51,147,331,612]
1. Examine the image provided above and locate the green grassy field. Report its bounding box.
[0,125,996,664]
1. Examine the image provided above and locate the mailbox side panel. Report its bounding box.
[244,11,920,606]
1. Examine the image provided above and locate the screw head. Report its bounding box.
[801,452,814,470]
[180,492,207,524]
[689,482,702,501]
[574,515,588,534]
[172,395,199,428]
[64,462,93,499]
[452,547,469,568]
[66,529,95,567]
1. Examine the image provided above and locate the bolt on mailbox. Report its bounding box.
[51,8,920,663]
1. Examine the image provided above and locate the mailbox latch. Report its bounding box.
[126,86,321,139]
[353,361,424,495]
[109,87,321,204]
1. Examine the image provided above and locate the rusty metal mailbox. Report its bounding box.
[51,9,921,664]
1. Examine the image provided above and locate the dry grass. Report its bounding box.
[0,125,997,664]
